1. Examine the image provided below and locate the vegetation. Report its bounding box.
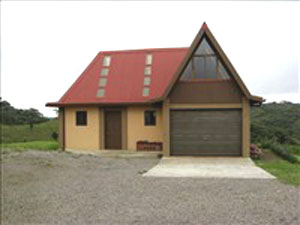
[251,102,300,185]
[0,100,58,144]
[1,119,59,144]
[254,150,300,186]
[260,141,299,164]
[251,101,300,145]
[0,100,50,125]
[2,141,59,152]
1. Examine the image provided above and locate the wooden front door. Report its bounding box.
[105,110,122,149]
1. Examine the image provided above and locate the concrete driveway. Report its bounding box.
[144,157,275,179]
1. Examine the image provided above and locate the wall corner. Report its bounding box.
[242,96,250,157]
[162,98,170,156]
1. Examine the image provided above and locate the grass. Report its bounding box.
[1,119,58,144]
[286,145,300,156]
[1,141,59,152]
[254,150,300,186]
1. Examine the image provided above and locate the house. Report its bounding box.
[46,23,262,157]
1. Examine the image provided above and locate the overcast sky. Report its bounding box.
[2,1,299,117]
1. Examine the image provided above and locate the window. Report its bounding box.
[99,78,107,87]
[144,77,151,86]
[101,68,109,76]
[193,55,217,78]
[195,38,214,55]
[144,66,151,75]
[180,37,231,80]
[146,54,152,65]
[143,87,150,96]
[76,111,87,126]
[144,111,156,126]
[97,88,105,97]
[103,56,111,66]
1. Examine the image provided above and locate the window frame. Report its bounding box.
[76,111,87,126]
[144,110,156,126]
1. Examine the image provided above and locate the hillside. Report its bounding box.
[251,102,300,145]
[1,119,59,144]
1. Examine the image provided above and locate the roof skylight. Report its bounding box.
[146,54,152,65]
[97,89,105,97]
[103,56,111,67]
[144,67,151,75]
[143,87,150,97]
[101,68,109,76]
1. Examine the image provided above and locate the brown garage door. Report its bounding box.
[170,109,242,156]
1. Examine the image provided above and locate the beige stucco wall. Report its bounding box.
[65,107,100,150]
[127,106,163,151]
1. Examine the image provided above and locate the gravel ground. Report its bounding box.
[2,150,300,225]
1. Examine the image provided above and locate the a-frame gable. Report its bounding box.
[158,23,262,104]
[180,35,230,80]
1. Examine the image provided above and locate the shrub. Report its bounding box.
[250,144,263,159]
[51,131,58,141]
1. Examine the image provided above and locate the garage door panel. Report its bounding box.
[170,109,242,156]
[172,127,240,135]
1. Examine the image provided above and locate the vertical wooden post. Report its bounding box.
[99,108,105,150]
[58,107,65,151]
[242,97,250,157]
[162,98,170,156]
[121,108,128,150]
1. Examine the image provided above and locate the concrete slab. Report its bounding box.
[144,157,276,179]
[66,149,162,158]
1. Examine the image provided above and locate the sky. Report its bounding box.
[1,1,299,117]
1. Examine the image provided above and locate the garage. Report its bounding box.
[170,109,242,156]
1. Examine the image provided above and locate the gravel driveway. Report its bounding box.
[2,150,300,225]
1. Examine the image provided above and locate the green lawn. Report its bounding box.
[1,141,59,152]
[254,150,300,186]
[1,119,59,143]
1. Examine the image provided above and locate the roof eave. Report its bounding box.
[249,95,264,106]
[45,101,161,107]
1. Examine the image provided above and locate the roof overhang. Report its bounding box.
[46,100,162,107]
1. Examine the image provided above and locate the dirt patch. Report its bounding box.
[262,150,281,162]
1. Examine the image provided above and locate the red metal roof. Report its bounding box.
[50,48,188,106]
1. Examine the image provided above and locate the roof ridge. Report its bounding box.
[98,47,188,55]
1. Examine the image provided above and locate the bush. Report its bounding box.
[51,131,58,141]
[261,141,299,164]
[250,144,263,159]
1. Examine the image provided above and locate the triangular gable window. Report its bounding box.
[181,37,230,80]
